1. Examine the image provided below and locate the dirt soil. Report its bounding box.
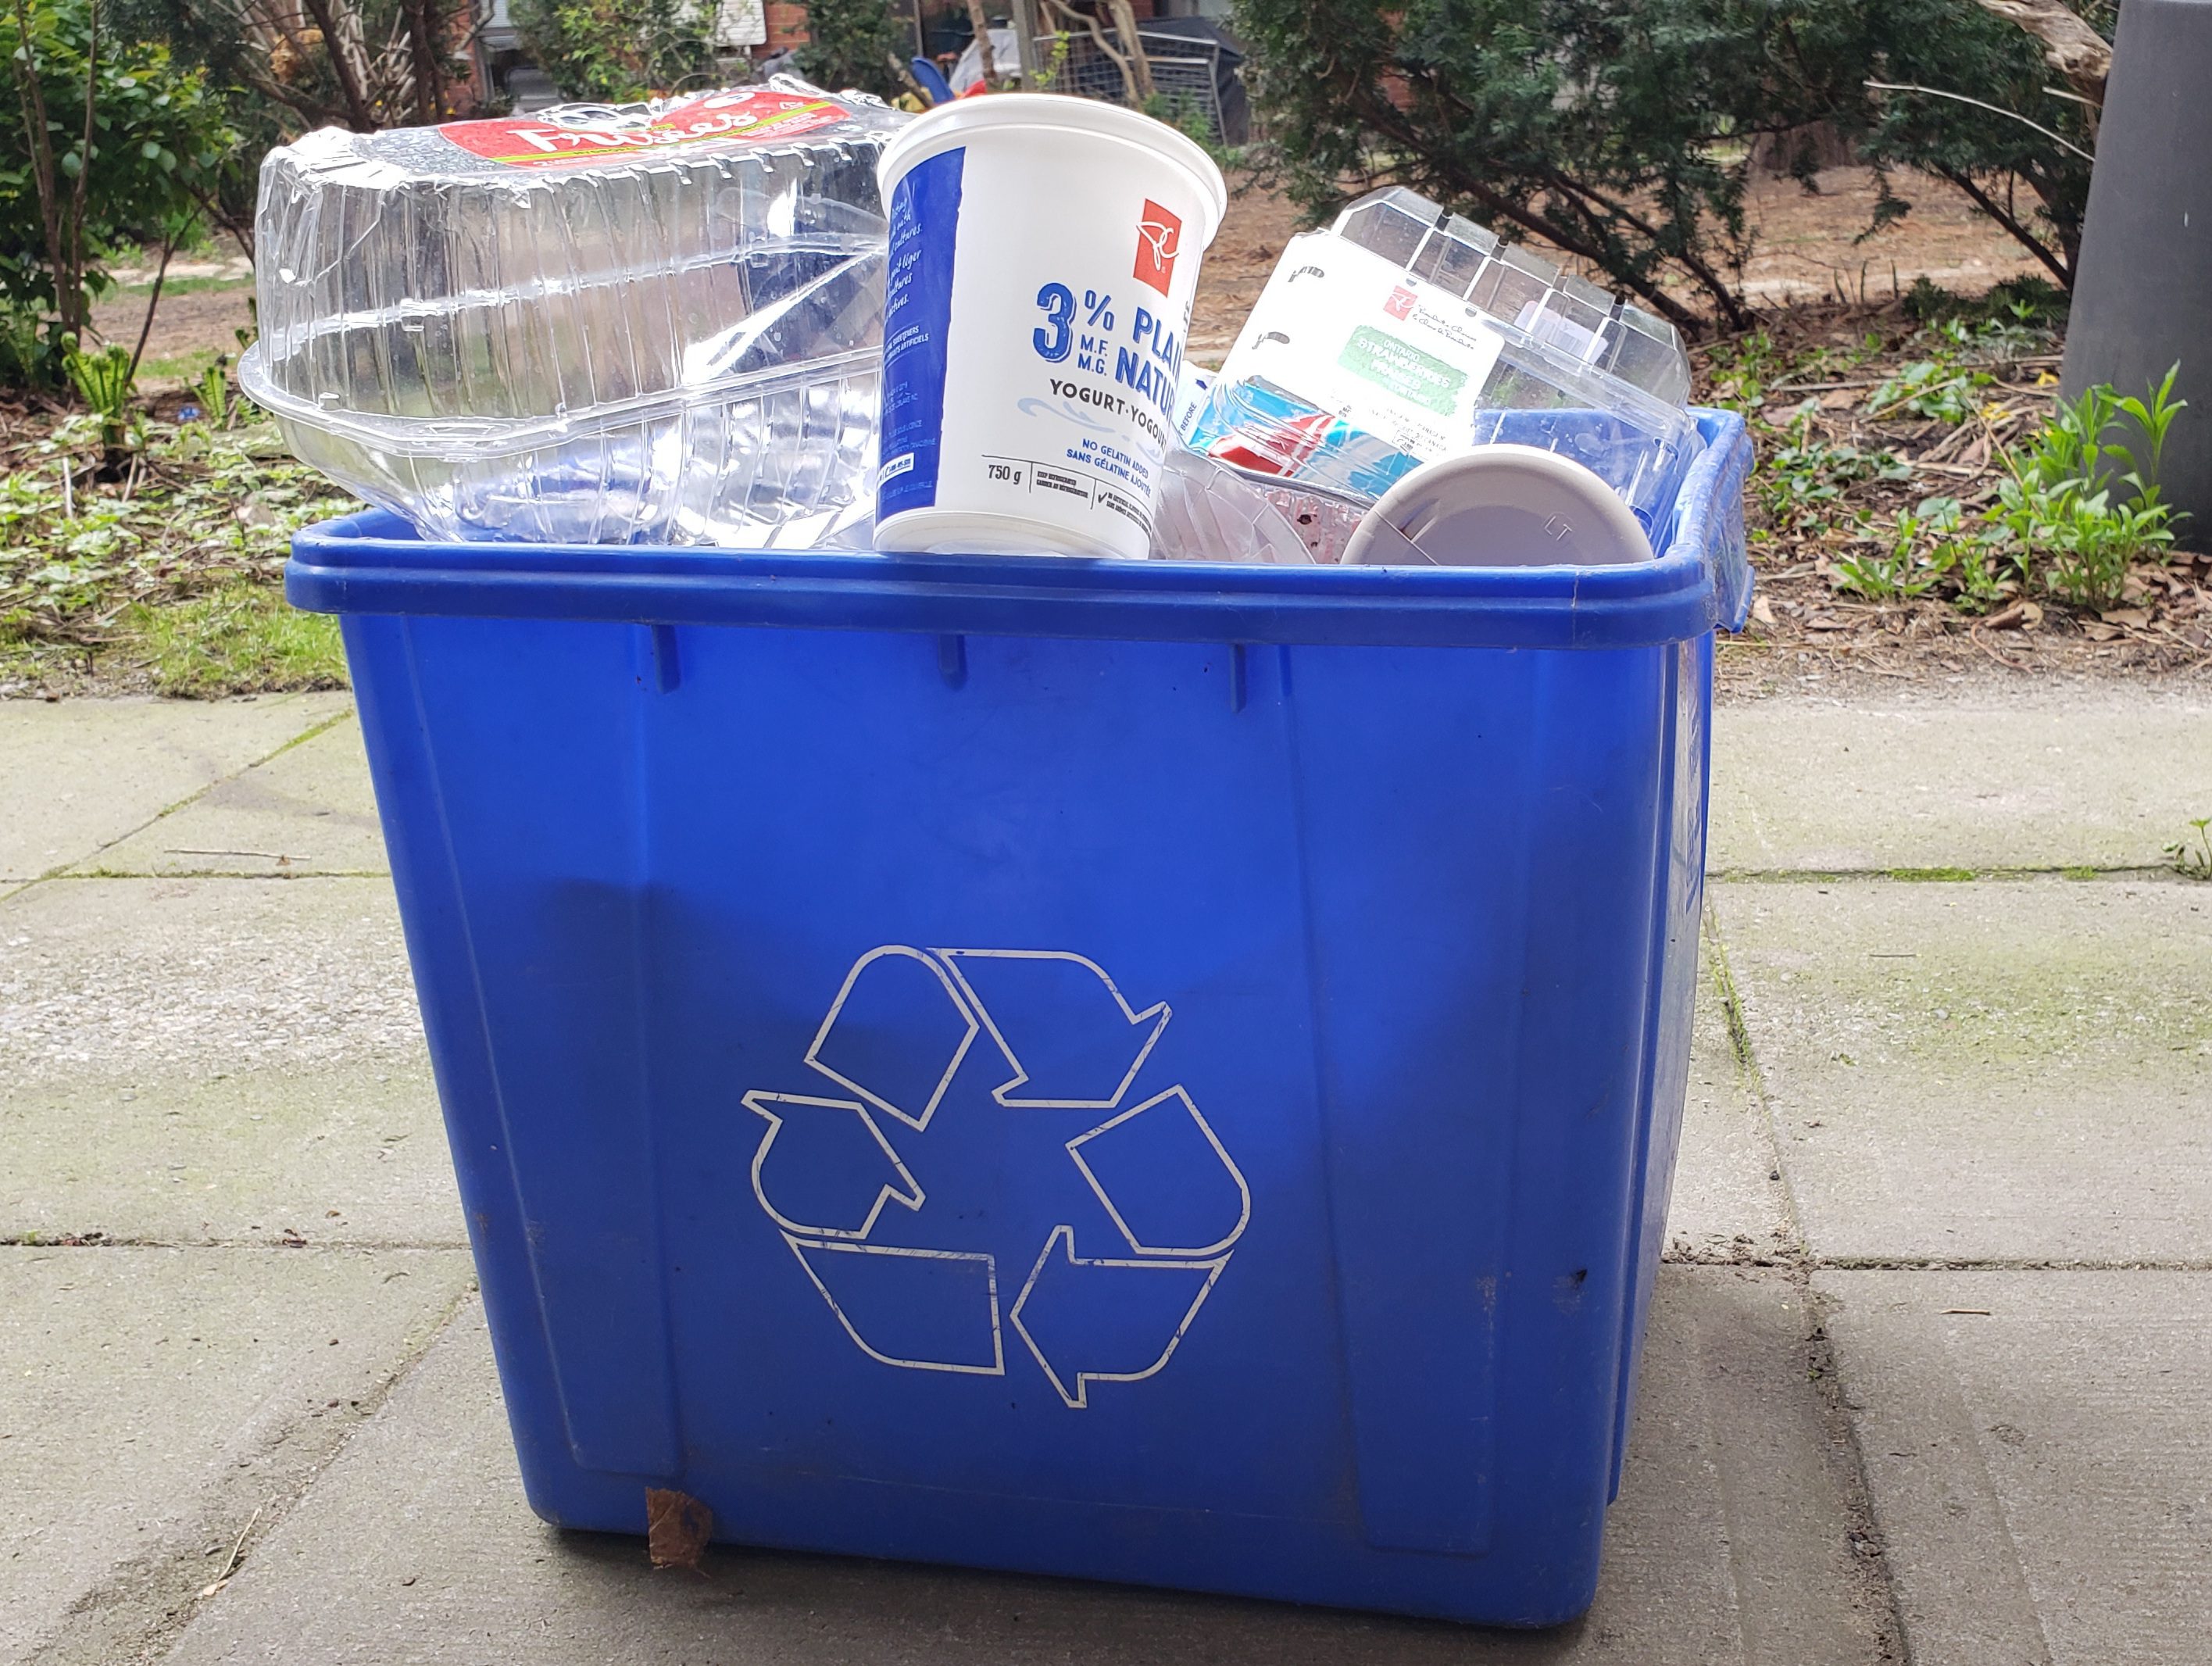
[91,284,257,383]
[1698,299,2211,697]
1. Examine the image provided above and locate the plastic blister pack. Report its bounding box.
[242,81,903,546]
[1188,186,1703,534]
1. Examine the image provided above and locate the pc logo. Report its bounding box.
[1134,199,1182,295]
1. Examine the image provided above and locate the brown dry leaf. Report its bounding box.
[2082,621,2122,642]
[2099,606,2151,627]
[1751,595,1777,627]
[1806,614,1851,631]
[2019,601,2045,628]
[645,1489,713,1571]
[1819,387,1859,410]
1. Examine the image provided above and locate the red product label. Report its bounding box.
[1133,198,1182,295]
[1208,409,1335,477]
[438,89,852,169]
[1384,285,1417,320]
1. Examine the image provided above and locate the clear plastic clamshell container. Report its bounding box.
[241,80,904,547]
[1189,187,1703,534]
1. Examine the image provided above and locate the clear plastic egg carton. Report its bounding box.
[1190,186,1703,534]
[241,81,903,546]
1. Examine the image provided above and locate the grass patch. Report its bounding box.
[135,347,223,385]
[111,273,253,298]
[1882,866,1978,882]
[2062,865,2099,881]
[125,584,347,697]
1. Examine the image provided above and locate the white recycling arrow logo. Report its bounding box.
[743,946,1249,1408]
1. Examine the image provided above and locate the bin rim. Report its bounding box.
[285,409,1750,652]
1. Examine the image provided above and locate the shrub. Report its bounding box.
[1234,0,2103,331]
[509,0,717,102]
[0,0,234,372]
[794,0,911,104]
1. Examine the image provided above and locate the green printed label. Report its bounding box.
[1338,326,1467,415]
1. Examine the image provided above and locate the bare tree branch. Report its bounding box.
[1864,78,2094,161]
[961,0,1002,89]
[126,227,177,384]
[1972,0,2110,130]
[298,0,375,128]
[1042,0,1134,103]
[69,0,97,338]
[1935,163,2072,286]
[1102,0,1154,100]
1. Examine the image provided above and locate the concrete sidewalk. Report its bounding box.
[2,685,2207,1665]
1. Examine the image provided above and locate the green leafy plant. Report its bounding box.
[508,0,716,103]
[1833,495,1962,599]
[104,0,477,258]
[1864,316,2046,423]
[2,0,236,372]
[61,336,134,470]
[193,356,232,427]
[1140,90,1218,145]
[794,0,912,103]
[1757,420,1911,535]
[2167,818,2212,881]
[1865,355,1993,424]
[2,410,357,666]
[1990,365,2188,607]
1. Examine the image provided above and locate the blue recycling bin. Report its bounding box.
[287,411,1752,1627]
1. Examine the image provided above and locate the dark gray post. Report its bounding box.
[2061,0,2212,535]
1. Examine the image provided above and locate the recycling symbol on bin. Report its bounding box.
[742,947,1249,1408]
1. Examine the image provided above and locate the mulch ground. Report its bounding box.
[1692,301,2212,694]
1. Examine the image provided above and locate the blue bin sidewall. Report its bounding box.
[299,412,1752,1624]
[333,614,1705,1626]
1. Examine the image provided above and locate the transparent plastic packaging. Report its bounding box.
[241,80,903,547]
[1188,187,1702,534]
[1149,446,1317,565]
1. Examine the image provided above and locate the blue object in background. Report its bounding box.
[909,56,956,105]
[287,412,1752,1627]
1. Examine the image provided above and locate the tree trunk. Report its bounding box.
[405,0,445,122]
[9,0,73,343]
[1102,0,1153,100]
[963,0,1002,90]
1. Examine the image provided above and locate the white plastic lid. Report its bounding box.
[1342,445,1655,568]
[876,92,1227,241]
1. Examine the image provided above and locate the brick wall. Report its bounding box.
[766,1,809,48]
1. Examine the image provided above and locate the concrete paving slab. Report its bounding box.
[0,695,350,882]
[163,1269,1891,1666]
[1665,974,1796,1261]
[0,1246,472,1666]
[0,878,462,1246]
[76,719,385,878]
[1709,691,2212,874]
[1716,878,2212,1265]
[1817,1270,2212,1666]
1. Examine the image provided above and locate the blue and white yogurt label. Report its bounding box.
[874,131,1212,558]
